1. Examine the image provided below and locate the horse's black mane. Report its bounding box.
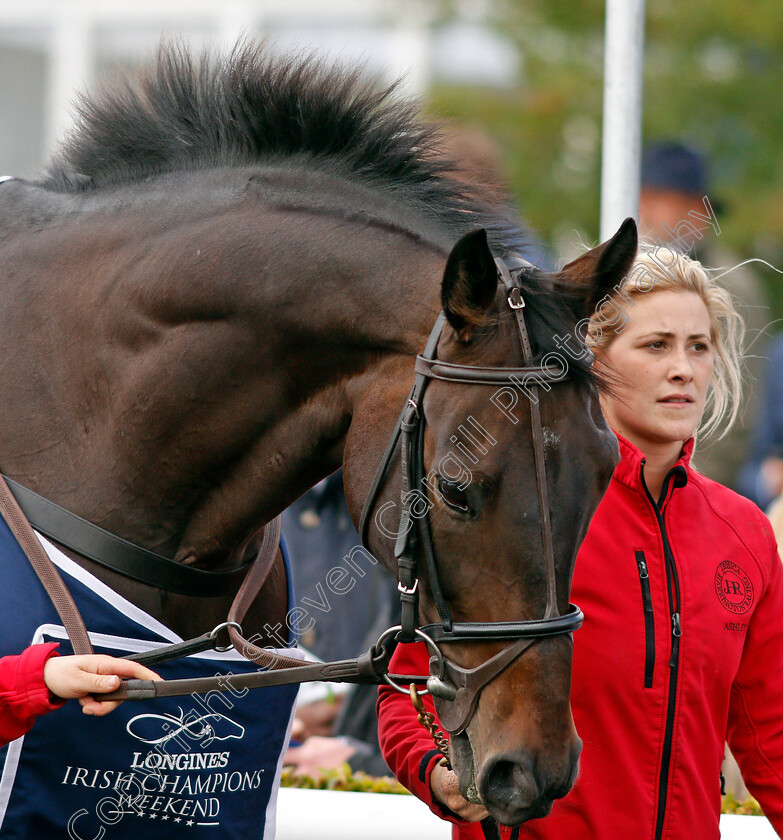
[39,41,594,386]
[41,42,527,244]
[39,46,450,195]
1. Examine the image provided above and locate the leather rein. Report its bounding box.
[0,253,582,716]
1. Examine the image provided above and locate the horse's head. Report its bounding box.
[353,218,637,826]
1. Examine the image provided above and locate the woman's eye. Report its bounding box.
[437,477,471,513]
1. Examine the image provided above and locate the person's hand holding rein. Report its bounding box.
[43,654,160,716]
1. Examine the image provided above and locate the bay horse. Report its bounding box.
[0,43,636,826]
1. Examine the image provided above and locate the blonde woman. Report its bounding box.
[377,245,783,839]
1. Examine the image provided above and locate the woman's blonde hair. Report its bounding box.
[587,244,744,441]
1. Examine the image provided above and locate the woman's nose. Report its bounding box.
[667,347,694,381]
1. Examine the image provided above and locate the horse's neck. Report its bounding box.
[166,215,443,564]
[0,179,443,568]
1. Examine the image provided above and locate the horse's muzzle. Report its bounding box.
[476,740,582,826]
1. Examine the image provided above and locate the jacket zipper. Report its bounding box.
[635,550,655,688]
[640,462,682,840]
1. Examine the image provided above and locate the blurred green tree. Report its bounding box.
[425,0,783,320]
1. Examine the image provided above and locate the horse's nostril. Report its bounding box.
[481,753,540,813]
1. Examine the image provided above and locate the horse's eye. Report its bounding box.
[437,477,471,514]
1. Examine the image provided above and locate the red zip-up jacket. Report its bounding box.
[378,435,783,840]
[0,643,63,746]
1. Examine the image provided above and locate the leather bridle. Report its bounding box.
[359,254,584,735]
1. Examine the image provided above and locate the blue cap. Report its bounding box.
[641,142,707,196]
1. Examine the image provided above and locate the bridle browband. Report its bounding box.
[358,253,584,734]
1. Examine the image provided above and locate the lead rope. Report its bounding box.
[409,683,451,767]
[410,684,503,840]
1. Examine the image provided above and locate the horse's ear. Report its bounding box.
[555,217,638,320]
[441,228,498,342]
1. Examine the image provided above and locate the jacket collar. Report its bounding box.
[611,432,693,495]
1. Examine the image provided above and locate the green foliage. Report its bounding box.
[280,764,410,795]
[425,1,783,320]
[721,792,764,816]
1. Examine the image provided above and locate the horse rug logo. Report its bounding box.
[714,559,754,615]
[127,709,246,747]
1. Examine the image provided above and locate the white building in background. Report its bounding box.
[0,0,518,179]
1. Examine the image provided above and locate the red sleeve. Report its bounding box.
[377,641,465,825]
[727,513,783,833]
[0,643,64,746]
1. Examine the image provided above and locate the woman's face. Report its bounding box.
[595,289,714,454]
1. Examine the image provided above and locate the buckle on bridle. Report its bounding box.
[507,287,525,309]
[397,579,418,596]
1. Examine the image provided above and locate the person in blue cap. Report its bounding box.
[639,140,770,491]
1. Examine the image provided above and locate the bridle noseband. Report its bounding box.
[359,254,584,734]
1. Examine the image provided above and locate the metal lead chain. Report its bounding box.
[409,683,451,768]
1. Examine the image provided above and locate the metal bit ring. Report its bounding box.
[376,624,445,695]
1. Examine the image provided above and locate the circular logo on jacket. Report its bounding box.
[715,560,754,614]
